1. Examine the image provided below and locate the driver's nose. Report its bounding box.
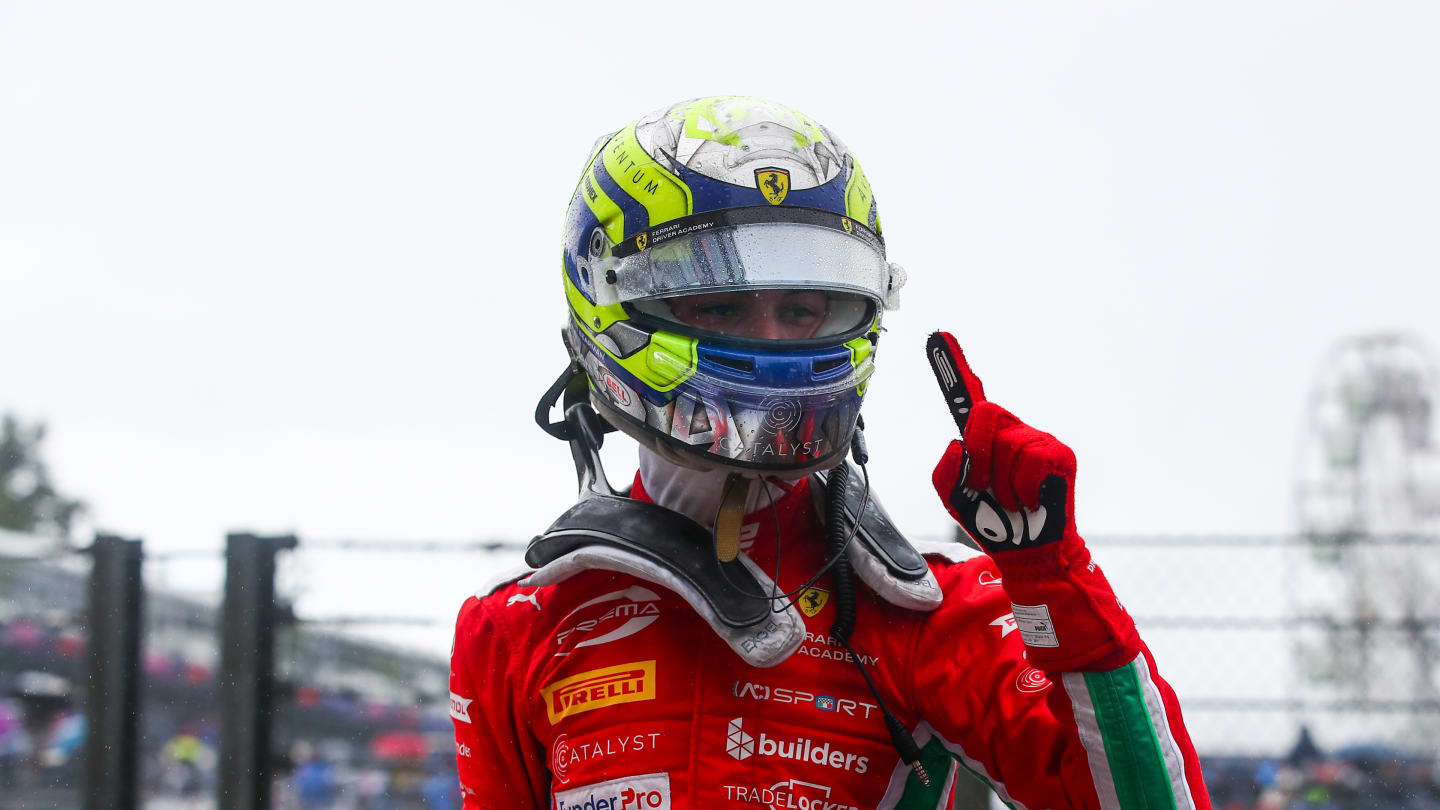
[748,313,789,341]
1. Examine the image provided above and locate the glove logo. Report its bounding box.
[950,486,1053,550]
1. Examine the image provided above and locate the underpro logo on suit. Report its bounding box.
[553,772,671,810]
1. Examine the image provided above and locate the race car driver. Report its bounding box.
[449,96,1212,810]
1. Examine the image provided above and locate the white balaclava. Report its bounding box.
[637,446,798,529]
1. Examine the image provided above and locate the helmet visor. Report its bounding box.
[629,288,873,341]
[611,220,889,307]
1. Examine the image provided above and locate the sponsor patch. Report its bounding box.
[598,368,646,420]
[724,780,859,810]
[724,718,868,774]
[732,681,876,720]
[797,587,829,618]
[989,613,1018,639]
[541,660,656,724]
[554,586,661,657]
[449,691,473,724]
[755,168,791,205]
[1011,603,1060,648]
[554,772,670,810]
[1015,666,1052,693]
[551,731,663,785]
[794,631,880,667]
[726,718,754,760]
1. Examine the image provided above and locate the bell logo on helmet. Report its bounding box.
[755,168,790,205]
[602,370,634,407]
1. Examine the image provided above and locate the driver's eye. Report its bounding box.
[781,306,820,322]
[698,303,740,318]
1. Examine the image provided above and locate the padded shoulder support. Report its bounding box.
[526,494,771,630]
[816,463,930,581]
[525,493,806,667]
[811,464,943,612]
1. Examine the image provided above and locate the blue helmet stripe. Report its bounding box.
[673,163,849,217]
[591,155,650,237]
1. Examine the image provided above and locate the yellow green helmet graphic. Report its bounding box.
[559,96,905,474]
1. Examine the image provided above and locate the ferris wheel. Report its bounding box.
[1291,333,1440,747]
[1296,333,1440,540]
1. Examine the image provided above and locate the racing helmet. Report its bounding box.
[559,96,904,475]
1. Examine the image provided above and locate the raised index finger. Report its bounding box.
[926,331,988,435]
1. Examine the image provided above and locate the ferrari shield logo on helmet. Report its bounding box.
[840,217,854,234]
[755,168,790,206]
[635,232,649,251]
[798,587,829,617]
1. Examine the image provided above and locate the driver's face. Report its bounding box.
[664,289,831,340]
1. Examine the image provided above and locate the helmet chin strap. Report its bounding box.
[713,475,750,563]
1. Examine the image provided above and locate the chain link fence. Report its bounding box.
[3,532,1437,809]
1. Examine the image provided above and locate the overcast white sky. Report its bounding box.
[3,0,1439,699]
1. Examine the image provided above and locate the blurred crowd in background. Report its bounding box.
[0,556,459,810]
[1203,730,1440,810]
[0,694,460,810]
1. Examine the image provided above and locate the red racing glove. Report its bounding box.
[927,331,1140,672]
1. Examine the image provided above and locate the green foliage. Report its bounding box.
[0,414,86,539]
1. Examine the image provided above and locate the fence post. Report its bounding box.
[83,533,145,810]
[217,532,297,810]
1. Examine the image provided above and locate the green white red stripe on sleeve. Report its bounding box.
[1061,651,1199,810]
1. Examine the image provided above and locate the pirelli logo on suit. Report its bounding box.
[541,660,657,724]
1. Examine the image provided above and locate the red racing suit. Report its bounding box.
[450,475,1211,810]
